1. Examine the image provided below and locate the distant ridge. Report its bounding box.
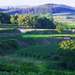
[0,4,75,15]
[0,4,52,15]
[52,4,75,14]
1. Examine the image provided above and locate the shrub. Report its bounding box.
[58,40,75,70]
[56,22,64,33]
[59,40,75,50]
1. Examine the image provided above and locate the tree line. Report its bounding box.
[0,12,55,29]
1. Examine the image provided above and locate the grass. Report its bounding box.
[22,34,75,38]
[63,22,75,29]
[0,29,75,74]
[0,55,75,75]
[16,44,58,60]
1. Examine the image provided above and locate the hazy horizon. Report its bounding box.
[0,0,50,7]
[0,0,75,8]
[52,0,75,7]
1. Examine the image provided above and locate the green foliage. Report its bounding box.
[0,39,20,55]
[55,22,75,32]
[17,15,35,28]
[0,29,75,74]
[0,63,18,72]
[57,40,75,70]
[35,16,55,29]
[35,13,55,29]
[0,12,55,29]
[59,40,75,50]
[10,15,18,24]
[0,12,10,24]
[17,15,26,25]
[0,62,75,75]
[10,14,55,29]
[56,22,64,32]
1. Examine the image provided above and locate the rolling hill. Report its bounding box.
[52,4,75,15]
[0,4,52,15]
[0,4,75,15]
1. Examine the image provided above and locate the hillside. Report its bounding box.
[52,4,75,14]
[0,4,75,15]
[0,4,52,15]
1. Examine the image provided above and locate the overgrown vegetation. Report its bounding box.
[0,34,75,74]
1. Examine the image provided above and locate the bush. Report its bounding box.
[0,12,10,24]
[59,40,75,50]
[35,16,55,29]
[58,40,75,70]
[56,22,64,33]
